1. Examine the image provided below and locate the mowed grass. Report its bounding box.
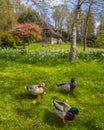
[0,58,104,130]
[0,43,104,130]
[27,42,104,52]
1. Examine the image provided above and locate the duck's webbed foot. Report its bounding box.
[37,95,41,99]
[61,119,67,125]
[63,90,69,93]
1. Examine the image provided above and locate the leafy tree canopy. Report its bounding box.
[11,23,42,48]
[96,17,104,46]
[17,8,43,27]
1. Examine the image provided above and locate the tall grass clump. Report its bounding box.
[0,48,69,64]
[76,51,104,62]
[0,47,104,64]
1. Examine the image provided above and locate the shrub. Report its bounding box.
[95,30,104,47]
[0,47,103,64]
[0,48,69,64]
[0,32,16,48]
[76,51,104,62]
[11,23,42,47]
[87,35,97,47]
[17,9,43,27]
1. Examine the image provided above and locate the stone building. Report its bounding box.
[42,22,63,44]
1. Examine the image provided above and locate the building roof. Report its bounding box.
[42,22,62,38]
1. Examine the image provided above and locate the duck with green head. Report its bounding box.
[56,78,76,92]
[53,100,79,124]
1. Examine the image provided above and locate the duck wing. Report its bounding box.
[56,82,69,86]
[53,100,70,112]
[26,85,38,91]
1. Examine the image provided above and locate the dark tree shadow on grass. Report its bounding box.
[83,119,102,130]
[15,107,34,118]
[69,91,77,97]
[43,108,66,128]
[15,93,38,100]
[57,89,77,97]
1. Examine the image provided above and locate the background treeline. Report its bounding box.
[0,0,104,49]
[0,0,43,48]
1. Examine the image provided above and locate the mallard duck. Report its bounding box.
[25,82,45,99]
[56,78,76,92]
[53,100,79,124]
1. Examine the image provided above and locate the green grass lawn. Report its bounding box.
[0,58,104,130]
[0,44,104,130]
[26,42,104,52]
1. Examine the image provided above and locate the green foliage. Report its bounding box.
[11,23,42,47]
[95,30,104,47]
[0,32,16,48]
[99,17,104,30]
[62,31,69,41]
[95,16,104,47]
[17,9,43,26]
[0,47,104,64]
[0,1,16,31]
[76,51,104,62]
[0,48,69,64]
[87,35,96,47]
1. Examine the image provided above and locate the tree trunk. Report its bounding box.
[66,29,70,41]
[83,0,93,51]
[83,20,88,51]
[69,24,76,61]
[69,0,82,62]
